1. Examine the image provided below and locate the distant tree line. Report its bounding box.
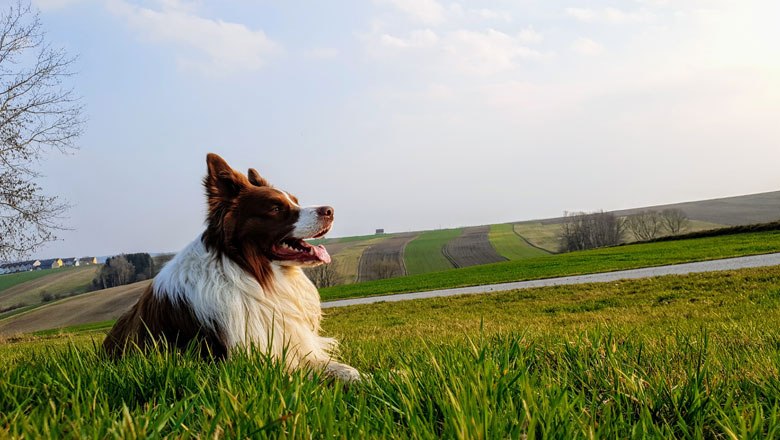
[92,253,154,290]
[624,209,690,241]
[559,209,689,252]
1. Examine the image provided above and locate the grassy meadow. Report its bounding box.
[0,270,63,293]
[488,223,550,260]
[320,228,780,300]
[2,265,780,438]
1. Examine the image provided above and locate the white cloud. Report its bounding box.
[444,29,544,75]
[108,0,281,75]
[517,27,543,44]
[304,47,340,59]
[566,7,654,24]
[471,8,512,22]
[371,27,545,75]
[380,0,445,25]
[565,7,597,22]
[571,37,604,56]
[427,83,454,100]
[380,29,439,49]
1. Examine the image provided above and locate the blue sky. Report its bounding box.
[25,0,780,258]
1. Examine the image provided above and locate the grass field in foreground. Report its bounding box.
[489,223,550,260]
[320,229,780,300]
[403,228,462,275]
[1,266,779,438]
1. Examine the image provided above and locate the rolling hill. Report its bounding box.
[315,189,779,278]
[0,189,776,335]
[3,227,780,336]
[0,266,99,312]
[531,190,780,226]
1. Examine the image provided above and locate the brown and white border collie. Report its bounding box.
[103,153,360,382]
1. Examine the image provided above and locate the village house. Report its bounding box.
[1,256,98,276]
[37,258,63,270]
[0,260,41,274]
[62,257,80,267]
[79,257,98,265]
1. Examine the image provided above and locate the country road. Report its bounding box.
[321,252,780,308]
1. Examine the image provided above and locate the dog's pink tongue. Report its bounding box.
[313,245,331,264]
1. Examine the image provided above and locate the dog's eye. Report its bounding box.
[270,205,281,213]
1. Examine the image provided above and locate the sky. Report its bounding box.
[18,0,780,258]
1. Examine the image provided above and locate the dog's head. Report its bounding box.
[202,153,332,269]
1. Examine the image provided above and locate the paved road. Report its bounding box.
[321,252,780,308]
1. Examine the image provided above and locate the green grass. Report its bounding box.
[32,320,116,337]
[489,223,550,260]
[1,266,779,438]
[404,228,462,275]
[320,229,780,300]
[513,222,563,252]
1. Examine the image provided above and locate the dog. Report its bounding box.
[103,153,360,382]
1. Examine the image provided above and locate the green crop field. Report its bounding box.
[489,223,550,260]
[2,265,779,438]
[403,228,462,275]
[0,270,62,293]
[320,229,780,300]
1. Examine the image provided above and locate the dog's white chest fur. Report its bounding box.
[152,238,340,370]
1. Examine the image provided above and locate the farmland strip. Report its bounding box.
[443,226,507,268]
[356,233,419,282]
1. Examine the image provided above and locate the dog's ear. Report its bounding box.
[247,168,269,187]
[205,153,247,200]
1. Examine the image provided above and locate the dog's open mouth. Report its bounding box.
[271,236,331,264]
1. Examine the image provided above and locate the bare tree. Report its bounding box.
[111,256,135,286]
[93,255,135,289]
[659,208,689,235]
[559,211,623,252]
[304,263,342,288]
[624,211,664,241]
[0,1,84,261]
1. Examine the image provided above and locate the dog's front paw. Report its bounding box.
[324,362,362,383]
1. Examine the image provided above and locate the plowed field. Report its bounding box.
[356,233,418,282]
[443,226,507,268]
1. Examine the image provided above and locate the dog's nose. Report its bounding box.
[317,206,334,218]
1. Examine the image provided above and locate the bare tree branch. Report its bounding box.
[0,0,83,261]
[624,211,664,241]
[659,209,690,235]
